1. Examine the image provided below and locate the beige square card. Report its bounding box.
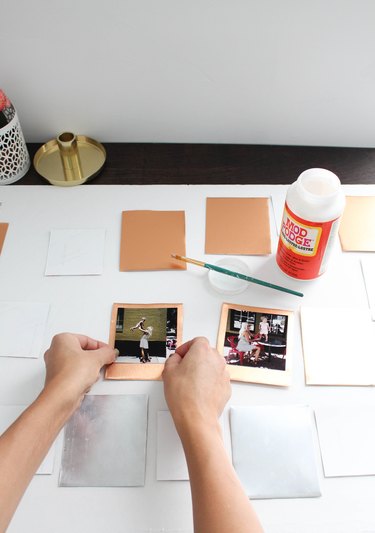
[339,196,375,251]
[205,198,271,255]
[120,211,186,271]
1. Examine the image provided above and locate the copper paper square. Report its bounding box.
[120,211,186,271]
[205,198,271,255]
[216,303,293,386]
[339,196,375,251]
[105,303,183,380]
[0,223,9,255]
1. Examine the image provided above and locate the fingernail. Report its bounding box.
[114,349,120,357]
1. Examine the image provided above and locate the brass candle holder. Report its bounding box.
[33,132,106,186]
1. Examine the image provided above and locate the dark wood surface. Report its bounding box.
[19,143,375,185]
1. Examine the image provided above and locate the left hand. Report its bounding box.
[43,333,118,409]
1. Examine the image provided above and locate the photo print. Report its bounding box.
[105,303,183,380]
[217,303,293,386]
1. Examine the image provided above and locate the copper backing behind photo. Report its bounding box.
[105,303,183,380]
[217,303,293,386]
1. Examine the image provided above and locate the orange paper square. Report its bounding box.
[205,198,271,255]
[120,211,186,271]
[0,223,9,255]
[339,196,375,251]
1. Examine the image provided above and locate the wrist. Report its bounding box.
[174,414,222,448]
[38,380,82,422]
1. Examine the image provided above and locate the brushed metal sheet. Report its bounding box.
[230,405,321,499]
[59,394,148,487]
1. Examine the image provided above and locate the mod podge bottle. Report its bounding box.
[276,168,345,280]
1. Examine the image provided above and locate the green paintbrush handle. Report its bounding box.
[204,262,304,298]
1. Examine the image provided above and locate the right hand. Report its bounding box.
[162,337,231,436]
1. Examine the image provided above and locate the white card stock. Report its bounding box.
[361,258,375,321]
[0,405,55,474]
[230,405,321,499]
[157,411,189,480]
[59,394,148,487]
[45,228,105,275]
[0,301,50,358]
[300,307,375,385]
[315,405,375,477]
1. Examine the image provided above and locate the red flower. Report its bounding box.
[0,90,11,112]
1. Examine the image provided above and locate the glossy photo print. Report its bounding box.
[217,303,293,386]
[105,303,183,380]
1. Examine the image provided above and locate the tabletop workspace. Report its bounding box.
[1,144,375,533]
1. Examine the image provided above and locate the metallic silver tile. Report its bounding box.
[59,394,148,487]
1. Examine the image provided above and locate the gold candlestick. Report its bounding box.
[33,131,106,187]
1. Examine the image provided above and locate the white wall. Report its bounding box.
[2,0,375,146]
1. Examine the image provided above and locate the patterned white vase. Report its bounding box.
[0,90,30,185]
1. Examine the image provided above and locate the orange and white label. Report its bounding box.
[276,203,340,280]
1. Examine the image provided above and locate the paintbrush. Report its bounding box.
[171,254,303,298]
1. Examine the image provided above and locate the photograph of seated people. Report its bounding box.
[236,322,261,365]
[0,333,263,533]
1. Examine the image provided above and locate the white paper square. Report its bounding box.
[0,405,55,474]
[300,307,375,385]
[157,411,189,481]
[361,257,375,321]
[315,405,375,477]
[0,302,50,358]
[230,405,321,499]
[45,229,106,276]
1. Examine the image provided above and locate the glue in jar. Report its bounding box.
[276,168,345,280]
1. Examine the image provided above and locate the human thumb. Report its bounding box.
[94,346,119,367]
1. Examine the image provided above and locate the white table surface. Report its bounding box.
[1,184,375,533]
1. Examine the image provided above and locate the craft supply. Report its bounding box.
[230,405,321,499]
[205,197,272,255]
[172,254,303,297]
[157,411,189,481]
[105,303,183,381]
[0,302,50,358]
[0,222,9,254]
[208,257,250,294]
[59,394,148,487]
[339,196,375,251]
[45,228,106,276]
[0,89,30,184]
[315,405,375,477]
[276,168,345,280]
[217,303,293,386]
[120,210,186,271]
[300,306,375,385]
[33,132,106,186]
[361,257,375,320]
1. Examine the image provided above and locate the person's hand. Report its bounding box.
[43,333,118,411]
[162,337,231,437]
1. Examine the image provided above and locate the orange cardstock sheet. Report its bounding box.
[120,210,186,271]
[339,196,375,251]
[0,223,9,255]
[205,197,271,255]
